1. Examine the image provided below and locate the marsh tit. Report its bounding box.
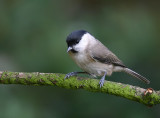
[65,30,150,87]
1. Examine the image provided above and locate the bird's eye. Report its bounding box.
[76,40,79,44]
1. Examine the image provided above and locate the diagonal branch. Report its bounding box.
[0,71,159,106]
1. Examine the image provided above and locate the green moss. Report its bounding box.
[0,71,160,106]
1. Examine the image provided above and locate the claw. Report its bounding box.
[64,72,90,80]
[99,77,105,88]
[64,72,77,79]
[99,72,107,88]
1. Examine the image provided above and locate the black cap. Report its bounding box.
[66,30,87,47]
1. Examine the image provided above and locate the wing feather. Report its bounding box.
[89,39,126,67]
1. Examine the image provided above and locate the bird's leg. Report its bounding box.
[99,72,107,88]
[64,72,89,79]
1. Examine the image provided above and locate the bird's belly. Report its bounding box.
[81,62,114,76]
[70,53,113,76]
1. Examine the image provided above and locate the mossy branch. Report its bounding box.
[0,71,159,106]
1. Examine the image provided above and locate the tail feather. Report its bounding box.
[123,68,150,84]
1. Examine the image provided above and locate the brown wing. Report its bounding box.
[89,40,126,67]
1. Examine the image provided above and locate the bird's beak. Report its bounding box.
[67,47,72,52]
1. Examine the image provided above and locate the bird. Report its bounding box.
[65,30,150,88]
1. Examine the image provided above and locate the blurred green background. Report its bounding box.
[0,0,160,118]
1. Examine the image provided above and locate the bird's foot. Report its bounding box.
[64,72,78,79]
[99,72,107,88]
[64,72,90,80]
[99,76,105,88]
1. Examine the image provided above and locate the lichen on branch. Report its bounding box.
[0,71,159,106]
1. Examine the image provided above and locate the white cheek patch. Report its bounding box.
[74,33,95,52]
